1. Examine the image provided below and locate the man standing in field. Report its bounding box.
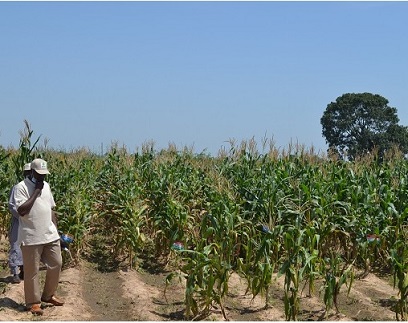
[8,163,31,284]
[12,158,64,315]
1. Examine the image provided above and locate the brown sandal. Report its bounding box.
[41,295,64,306]
[27,303,43,315]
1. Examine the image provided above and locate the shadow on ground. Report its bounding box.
[0,297,26,312]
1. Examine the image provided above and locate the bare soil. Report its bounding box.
[0,235,401,321]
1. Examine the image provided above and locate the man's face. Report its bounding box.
[32,170,46,182]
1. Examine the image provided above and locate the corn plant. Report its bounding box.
[166,172,242,320]
[389,238,408,321]
[174,243,231,320]
[0,147,12,235]
[387,205,408,320]
[320,230,355,316]
[279,224,316,321]
[44,151,101,261]
[279,230,299,320]
[11,120,41,179]
[94,146,147,268]
[141,154,200,258]
[0,120,40,235]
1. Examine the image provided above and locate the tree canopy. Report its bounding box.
[321,92,408,160]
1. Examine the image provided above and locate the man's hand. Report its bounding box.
[18,182,44,216]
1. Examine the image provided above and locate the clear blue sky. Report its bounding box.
[1,1,407,156]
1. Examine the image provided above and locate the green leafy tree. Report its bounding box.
[321,93,408,160]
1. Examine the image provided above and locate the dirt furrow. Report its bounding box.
[79,262,134,321]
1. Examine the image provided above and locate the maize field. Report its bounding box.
[0,128,407,320]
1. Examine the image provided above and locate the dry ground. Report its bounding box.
[0,235,402,321]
